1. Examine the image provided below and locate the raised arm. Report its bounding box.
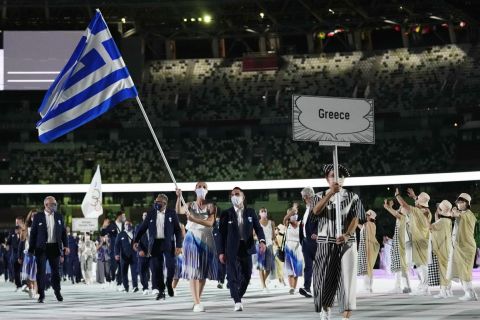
[395,188,410,210]
[175,189,189,215]
[313,183,340,215]
[384,199,402,219]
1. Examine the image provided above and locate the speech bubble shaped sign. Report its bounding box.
[292,95,374,144]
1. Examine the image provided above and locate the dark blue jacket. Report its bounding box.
[299,211,319,242]
[7,231,20,261]
[28,211,67,256]
[218,206,266,257]
[67,235,79,261]
[135,223,149,255]
[101,221,123,254]
[115,230,135,259]
[134,208,183,255]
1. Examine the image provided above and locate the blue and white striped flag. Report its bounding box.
[36,10,138,143]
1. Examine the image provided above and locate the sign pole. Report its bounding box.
[332,145,342,237]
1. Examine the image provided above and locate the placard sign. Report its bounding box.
[292,95,375,144]
[72,218,98,232]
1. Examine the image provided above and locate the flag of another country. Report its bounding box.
[81,165,103,218]
[36,9,138,143]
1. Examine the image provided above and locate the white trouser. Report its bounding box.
[395,270,411,289]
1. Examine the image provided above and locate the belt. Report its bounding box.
[316,235,355,244]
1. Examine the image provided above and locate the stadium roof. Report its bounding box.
[0,0,478,38]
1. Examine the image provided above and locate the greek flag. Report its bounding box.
[36,10,138,143]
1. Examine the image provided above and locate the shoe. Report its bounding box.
[156,292,166,300]
[320,308,331,320]
[217,283,223,289]
[402,287,412,294]
[21,284,28,292]
[459,292,478,301]
[167,284,174,297]
[193,304,205,312]
[132,287,139,293]
[54,291,63,302]
[143,289,149,295]
[37,295,45,303]
[28,288,34,299]
[152,289,159,295]
[299,287,312,298]
[234,302,243,311]
[289,288,295,295]
[118,287,125,292]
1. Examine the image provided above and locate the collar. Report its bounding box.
[157,210,166,215]
[44,210,53,216]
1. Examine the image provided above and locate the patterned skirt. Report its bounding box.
[21,253,37,281]
[284,241,303,277]
[428,252,440,287]
[181,229,218,280]
[390,223,402,273]
[257,244,275,272]
[357,230,367,276]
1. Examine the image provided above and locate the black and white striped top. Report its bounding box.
[315,189,366,243]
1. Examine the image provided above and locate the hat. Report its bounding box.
[456,193,471,205]
[366,209,377,220]
[322,164,350,178]
[276,224,286,234]
[416,192,430,208]
[438,200,452,217]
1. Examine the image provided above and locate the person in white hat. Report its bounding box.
[447,193,478,301]
[357,210,380,293]
[429,200,453,298]
[395,187,432,295]
[383,198,412,294]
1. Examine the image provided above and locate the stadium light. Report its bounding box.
[1,171,480,193]
[121,17,126,24]
[259,12,265,19]
[203,15,212,23]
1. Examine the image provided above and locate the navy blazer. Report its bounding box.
[28,211,67,256]
[218,206,266,257]
[115,230,135,259]
[134,208,183,255]
[6,232,20,260]
[299,211,319,242]
[135,224,149,255]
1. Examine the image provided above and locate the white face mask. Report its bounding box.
[290,214,298,222]
[195,188,208,200]
[259,211,267,219]
[231,196,243,207]
[85,236,90,241]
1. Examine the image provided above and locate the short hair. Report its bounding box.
[156,193,168,202]
[232,187,244,193]
[43,196,56,205]
[259,207,267,213]
[115,211,124,218]
[301,187,315,198]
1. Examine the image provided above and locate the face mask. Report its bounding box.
[259,211,267,219]
[231,196,243,207]
[126,225,133,232]
[49,204,57,213]
[73,233,77,238]
[154,203,163,211]
[290,214,298,222]
[85,236,90,241]
[195,188,208,199]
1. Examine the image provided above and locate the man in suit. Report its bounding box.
[101,211,125,289]
[218,187,266,311]
[133,193,183,301]
[298,187,319,298]
[136,212,151,295]
[115,219,139,292]
[28,196,69,303]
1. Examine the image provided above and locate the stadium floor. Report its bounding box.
[0,270,479,320]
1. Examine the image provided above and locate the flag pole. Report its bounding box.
[135,96,188,209]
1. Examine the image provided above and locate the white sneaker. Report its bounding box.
[320,308,331,320]
[234,302,243,311]
[143,289,149,295]
[289,288,295,294]
[21,284,28,292]
[28,288,34,299]
[459,292,478,301]
[118,287,125,292]
[193,304,205,312]
[151,289,159,295]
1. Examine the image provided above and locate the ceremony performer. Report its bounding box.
[448,193,478,301]
[395,188,431,296]
[357,210,380,293]
[383,199,412,293]
[312,164,365,320]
